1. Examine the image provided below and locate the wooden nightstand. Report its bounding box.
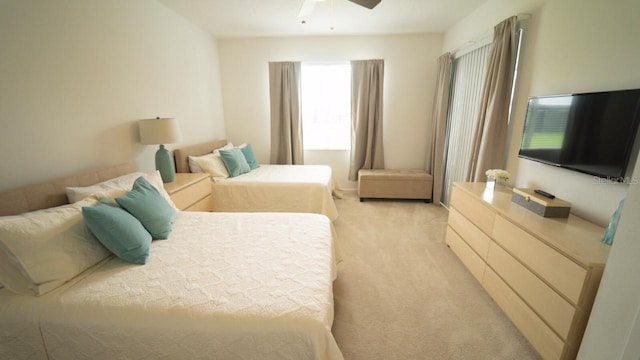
[163,173,212,211]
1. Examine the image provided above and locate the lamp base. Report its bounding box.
[155,144,176,183]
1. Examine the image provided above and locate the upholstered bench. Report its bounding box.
[357,169,433,202]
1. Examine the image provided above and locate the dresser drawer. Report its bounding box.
[448,208,491,260]
[185,194,213,212]
[170,178,211,211]
[445,226,485,283]
[483,267,564,360]
[487,242,575,340]
[492,215,587,304]
[450,186,495,235]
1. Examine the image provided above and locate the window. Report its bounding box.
[301,62,351,150]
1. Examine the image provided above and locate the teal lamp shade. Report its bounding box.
[139,117,182,183]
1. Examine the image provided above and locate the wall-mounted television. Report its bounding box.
[518,88,640,181]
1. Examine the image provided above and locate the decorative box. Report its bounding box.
[511,188,572,218]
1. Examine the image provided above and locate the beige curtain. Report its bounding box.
[467,16,517,181]
[349,59,385,181]
[426,53,453,205]
[268,61,304,165]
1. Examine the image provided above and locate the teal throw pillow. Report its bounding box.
[240,144,260,170]
[602,198,624,245]
[219,147,251,177]
[82,198,151,264]
[115,176,176,240]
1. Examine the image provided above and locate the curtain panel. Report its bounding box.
[427,53,453,205]
[467,16,517,181]
[349,59,385,181]
[268,61,304,165]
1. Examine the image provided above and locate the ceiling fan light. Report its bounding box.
[348,0,381,9]
[298,0,316,18]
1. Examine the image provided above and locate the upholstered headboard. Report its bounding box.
[173,139,228,174]
[0,163,136,216]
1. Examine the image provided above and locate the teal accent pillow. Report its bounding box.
[219,148,251,177]
[115,176,176,240]
[240,144,260,170]
[82,198,151,264]
[602,198,625,245]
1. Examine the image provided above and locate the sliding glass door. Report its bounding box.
[441,44,490,207]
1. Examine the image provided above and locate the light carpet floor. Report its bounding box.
[331,192,540,360]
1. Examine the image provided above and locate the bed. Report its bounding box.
[0,164,343,360]
[174,140,340,221]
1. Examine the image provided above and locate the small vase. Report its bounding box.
[486,179,508,190]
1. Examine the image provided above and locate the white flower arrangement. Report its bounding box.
[485,169,510,181]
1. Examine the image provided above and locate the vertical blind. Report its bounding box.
[441,43,491,206]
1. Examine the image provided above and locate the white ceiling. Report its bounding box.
[158,0,488,38]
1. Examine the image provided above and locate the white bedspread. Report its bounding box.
[0,212,343,360]
[212,165,339,221]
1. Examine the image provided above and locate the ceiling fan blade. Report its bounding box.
[298,0,316,18]
[348,0,381,9]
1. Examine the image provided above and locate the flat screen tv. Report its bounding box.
[518,88,640,181]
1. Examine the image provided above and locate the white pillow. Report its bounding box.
[195,153,230,181]
[66,172,146,203]
[216,142,234,153]
[188,142,234,173]
[0,196,111,296]
[66,171,177,210]
[188,155,205,173]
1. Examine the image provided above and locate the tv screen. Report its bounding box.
[518,89,640,180]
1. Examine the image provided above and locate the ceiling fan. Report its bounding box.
[298,0,381,18]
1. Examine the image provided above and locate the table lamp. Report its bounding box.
[139,117,182,183]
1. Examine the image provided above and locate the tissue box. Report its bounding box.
[511,188,572,218]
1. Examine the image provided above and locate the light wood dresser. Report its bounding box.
[446,182,610,359]
[163,173,212,211]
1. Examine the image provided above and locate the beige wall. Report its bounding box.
[0,0,226,191]
[218,34,443,189]
[444,0,640,358]
[580,155,640,360]
[445,0,640,226]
